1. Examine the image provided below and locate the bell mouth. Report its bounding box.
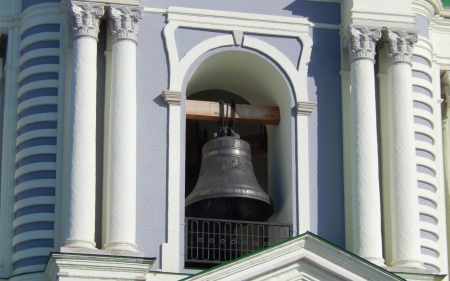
[185,196,274,222]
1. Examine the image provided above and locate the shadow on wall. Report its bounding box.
[307,27,345,248]
[283,0,340,25]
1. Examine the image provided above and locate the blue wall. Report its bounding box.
[135,13,170,270]
[307,28,344,247]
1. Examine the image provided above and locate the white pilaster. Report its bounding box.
[296,101,317,235]
[161,90,182,272]
[104,6,142,252]
[63,2,104,249]
[343,26,385,267]
[385,29,423,269]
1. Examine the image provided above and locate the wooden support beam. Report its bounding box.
[186,100,280,125]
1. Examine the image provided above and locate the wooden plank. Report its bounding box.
[186,100,280,125]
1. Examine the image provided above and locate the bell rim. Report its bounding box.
[185,185,271,206]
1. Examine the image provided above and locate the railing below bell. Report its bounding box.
[185,217,293,268]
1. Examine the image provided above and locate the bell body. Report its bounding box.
[185,136,274,221]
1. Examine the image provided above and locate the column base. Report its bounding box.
[390,259,426,269]
[364,257,386,268]
[62,239,96,249]
[46,252,154,281]
[104,241,139,252]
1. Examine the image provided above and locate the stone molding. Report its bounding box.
[344,26,381,62]
[83,0,139,5]
[161,90,182,105]
[384,30,418,64]
[69,2,104,39]
[45,252,154,281]
[297,101,317,116]
[109,6,143,43]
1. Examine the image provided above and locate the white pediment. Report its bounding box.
[182,232,405,281]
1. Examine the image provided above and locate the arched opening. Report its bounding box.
[184,49,296,223]
[182,49,296,267]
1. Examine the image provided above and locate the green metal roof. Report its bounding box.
[181,231,406,281]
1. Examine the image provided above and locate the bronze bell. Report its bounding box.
[185,100,274,221]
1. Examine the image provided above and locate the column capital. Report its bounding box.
[109,6,143,43]
[343,26,381,62]
[69,1,104,39]
[384,29,418,64]
[161,90,182,105]
[297,101,317,116]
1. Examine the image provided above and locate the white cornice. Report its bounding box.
[163,6,312,37]
[412,0,435,20]
[341,10,415,33]
[425,0,450,17]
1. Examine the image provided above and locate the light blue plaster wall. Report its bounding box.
[415,14,429,39]
[175,28,228,60]
[307,28,344,247]
[142,0,340,24]
[135,12,169,269]
[246,34,302,68]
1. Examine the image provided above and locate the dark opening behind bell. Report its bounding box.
[185,100,274,221]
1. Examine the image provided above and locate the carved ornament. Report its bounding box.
[69,2,104,39]
[344,26,381,62]
[109,6,143,43]
[384,30,418,64]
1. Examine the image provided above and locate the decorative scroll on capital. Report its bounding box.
[109,6,143,43]
[344,26,381,62]
[161,90,182,105]
[297,101,317,116]
[384,30,418,64]
[69,2,104,39]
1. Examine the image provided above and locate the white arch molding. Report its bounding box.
[160,8,315,272]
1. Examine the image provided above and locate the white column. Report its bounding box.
[104,6,142,251]
[63,2,104,249]
[385,29,423,269]
[343,26,385,266]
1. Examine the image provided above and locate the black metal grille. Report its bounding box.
[185,217,293,267]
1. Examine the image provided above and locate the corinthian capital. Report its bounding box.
[384,30,418,64]
[344,26,381,62]
[69,2,104,39]
[109,6,143,43]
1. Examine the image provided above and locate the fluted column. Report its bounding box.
[104,6,142,251]
[385,29,423,268]
[343,26,385,266]
[64,2,104,249]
